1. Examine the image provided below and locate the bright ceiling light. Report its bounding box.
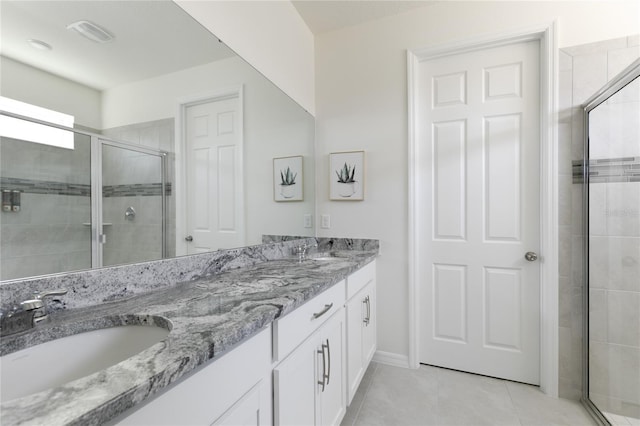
[66,20,114,43]
[0,97,75,150]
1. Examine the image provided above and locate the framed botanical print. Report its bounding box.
[330,151,364,201]
[274,155,303,201]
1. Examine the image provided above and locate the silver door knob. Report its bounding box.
[185,235,193,242]
[524,251,538,262]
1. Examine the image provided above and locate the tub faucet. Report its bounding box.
[20,289,68,325]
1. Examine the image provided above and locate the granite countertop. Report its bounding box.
[0,250,377,426]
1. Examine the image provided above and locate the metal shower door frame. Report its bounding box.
[91,137,168,268]
[581,58,640,425]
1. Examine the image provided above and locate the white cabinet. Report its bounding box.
[274,309,346,426]
[273,282,347,426]
[115,326,272,426]
[345,261,376,404]
[318,309,346,426]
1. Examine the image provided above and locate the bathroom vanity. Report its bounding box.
[0,238,378,425]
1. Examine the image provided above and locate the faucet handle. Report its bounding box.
[20,299,44,311]
[35,289,68,300]
[21,289,67,311]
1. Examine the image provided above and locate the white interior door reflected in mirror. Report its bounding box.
[184,91,244,254]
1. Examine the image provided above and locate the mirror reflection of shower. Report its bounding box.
[583,59,640,426]
[0,111,167,281]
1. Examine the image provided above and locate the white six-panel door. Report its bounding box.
[185,96,243,253]
[417,40,541,384]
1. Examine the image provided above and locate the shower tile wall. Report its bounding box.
[0,133,92,280]
[102,118,175,261]
[558,35,639,401]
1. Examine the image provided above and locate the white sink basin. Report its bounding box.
[0,324,169,402]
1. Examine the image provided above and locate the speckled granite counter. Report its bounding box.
[0,243,377,425]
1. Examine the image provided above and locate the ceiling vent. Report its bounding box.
[66,20,114,43]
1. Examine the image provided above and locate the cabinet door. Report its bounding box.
[318,309,346,426]
[346,293,365,404]
[212,380,268,426]
[362,280,377,365]
[273,332,318,426]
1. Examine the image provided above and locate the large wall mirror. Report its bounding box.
[0,0,315,281]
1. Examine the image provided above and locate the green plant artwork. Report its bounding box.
[335,162,356,183]
[280,166,297,186]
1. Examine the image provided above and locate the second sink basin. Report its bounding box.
[0,318,170,402]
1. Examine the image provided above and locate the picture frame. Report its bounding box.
[273,155,303,202]
[329,150,364,201]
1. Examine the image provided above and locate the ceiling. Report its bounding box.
[0,0,438,92]
[292,0,438,35]
[0,1,234,91]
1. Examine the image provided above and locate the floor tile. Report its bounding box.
[343,363,598,426]
[353,364,439,426]
[342,363,379,426]
[436,368,520,425]
[604,411,632,425]
[506,381,596,426]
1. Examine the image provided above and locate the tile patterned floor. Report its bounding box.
[342,363,597,426]
[604,411,640,426]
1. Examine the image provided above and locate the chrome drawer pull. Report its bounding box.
[366,295,371,325]
[312,303,333,320]
[363,296,369,326]
[317,345,327,392]
[325,339,331,386]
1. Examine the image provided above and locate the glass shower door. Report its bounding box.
[585,61,640,425]
[0,117,92,280]
[99,141,166,268]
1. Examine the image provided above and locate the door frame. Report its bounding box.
[175,86,244,256]
[407,22,559,396]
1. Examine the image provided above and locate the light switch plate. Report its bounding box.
[303,214,312,228]
[321,214,330,229]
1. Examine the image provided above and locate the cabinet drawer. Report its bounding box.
[273,280,345,361]
[346,261,375,300]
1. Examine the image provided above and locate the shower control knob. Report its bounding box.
[524,251,538,262]
[185,235,193,242]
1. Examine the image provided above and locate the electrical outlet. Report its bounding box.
[303,214,312,228]
[321,214,331,229]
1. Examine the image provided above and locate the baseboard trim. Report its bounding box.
[372,351,410,368]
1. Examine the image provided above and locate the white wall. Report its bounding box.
[102,56,315,245]
[174,0,315,116]
[314,1,640,361]
[0,56,102,129]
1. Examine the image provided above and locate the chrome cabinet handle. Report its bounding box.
[312,303,333,320]
[524,251,538,262]
[317,341,328,392]
[366,295,371,326]
[363,296,369,326]
[317,340,331,391]
[325,339,331,386]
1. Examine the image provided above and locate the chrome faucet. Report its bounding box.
[0,289,67,337]
[295,242,318,261]
[20,289,68,324]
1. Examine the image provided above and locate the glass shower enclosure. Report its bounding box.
[583,59,640,425]
[0,112,167,281]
